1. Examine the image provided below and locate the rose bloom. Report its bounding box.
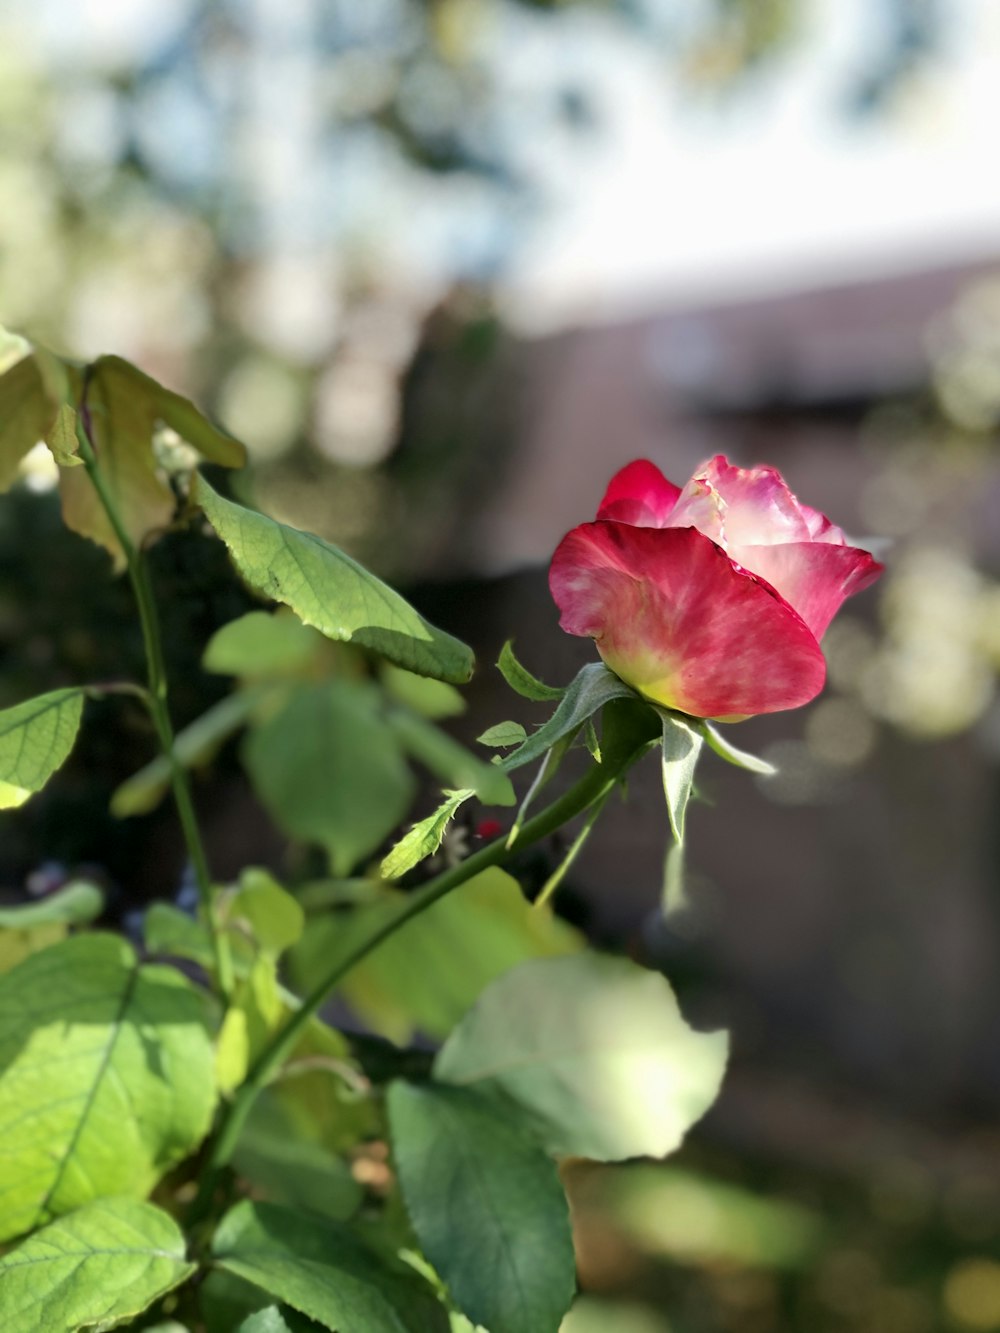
[549,456,883,722]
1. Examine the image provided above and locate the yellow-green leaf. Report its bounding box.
[0,688,84,809]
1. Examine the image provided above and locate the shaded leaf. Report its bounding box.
[501,664,637,774]
[0,880,103,928]
[203,611,326,681]
[435,952,728,1162]
[0,1198,194,1333]
[290,868,582,1044]
[388,1082,576,1333]
[0,933,217,1240]
[497,641,564,701]
[380,788,475,881]
[381,664,465,719]
[243,681,414,876]
[476,721,527,748]
[238,1309,324,1333]
[0,688,84,809]
[211,1200,449,1333]
[195,475,474,683]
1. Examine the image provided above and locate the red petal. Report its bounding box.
[549,521,827,720]
[597,459,682,527]
[731,541,883,639]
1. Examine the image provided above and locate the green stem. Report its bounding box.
[192,758,618,1212]
[75,410,234,997]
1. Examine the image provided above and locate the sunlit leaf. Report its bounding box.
[497,642,564,702]
[0,933,217,1240]
[0,351,57,490]
[226,869,305,957]
[237,1309,323,1333]
[195,474,474,683]
[0,1199,194,1333]
[212,1200,450,1333]
[435,952,728,1162]
[0,688,84,809]
[501,664,637,774]
[216,954,283,1095]
[476,721,527,748]
[0,880,103,928]
[660,713,703,845]
[203,612,326,681]
[44,403,83,468]
[380,788,475,881]
[381,664,465,719]
[388,1082,575,1333]
[699,719,776,775]
[99,356,245,468]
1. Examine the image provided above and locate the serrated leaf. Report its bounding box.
[388,1082,576,1333]
[497,641,564,701]
[212,1200,450,1333]
[476,721,527,748]
[0,933,217,1240]
[0,351,57,490]
[0,688,84,809]
[111,689,257,817]
[203,612,326,681]
[243,681,414,876]
[0,1198,194,1333]
[435,952,728,1162]
[0,880,103,928]
[195,474,474,684]
[380,788,475,880]
[501,664,638,774]
[660,713,704,844]
[699,719,777,775]
[290,868,583,1044]
[387,710,514,807]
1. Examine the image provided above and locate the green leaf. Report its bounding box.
[435,952,728,1162]
[0,688,84,809]
[502,664,638,774]
[243,681,415,876]
[0,933,217,1240]
[387,710,514,807]
[195,474,474,684]
[99,355,246,468]
[699,719,777,775]
[380,788,475,881]
[388,1082,576,1333]
[44,403,83,468]
[111,689,257,817]
[238,1309,323,1333]
[211,1200,450,1333]
[476,721,527,748]
[290,868,583,1044]
[204,612,326,681]
[144,902,213,967]
[227,868,305,957]
[381,664,466,719]
[216,954,283,1095]
[660,713,704,845]
[0,880,103,927]
[0,351,57,490]
[0,1198,194,1333]
[497,642,564,702]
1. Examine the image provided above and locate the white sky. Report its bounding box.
[499,0,1000,330]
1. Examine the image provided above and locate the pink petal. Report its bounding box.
[799,502,849,545]
[597,459,682,527]
[730,541,884,640]
[549,521,827,720]
[693,455,811,547]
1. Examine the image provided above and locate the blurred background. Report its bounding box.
[3,0,1000,1329]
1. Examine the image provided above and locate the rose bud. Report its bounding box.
[549,456,882,722]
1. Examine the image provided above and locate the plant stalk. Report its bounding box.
[75,410,234,997]
[192,758,620,1214]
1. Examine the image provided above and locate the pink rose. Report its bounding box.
[549,456,883,721]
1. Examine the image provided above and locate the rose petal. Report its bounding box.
[799,502,849,545]
[549,521,827,720]
[693,455,811,547]
[730,541,884,640]
[597,459,682,527]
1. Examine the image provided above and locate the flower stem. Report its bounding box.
[191,757,620,1215]
[75,409,234,997]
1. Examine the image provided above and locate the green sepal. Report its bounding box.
[497,641,564,702]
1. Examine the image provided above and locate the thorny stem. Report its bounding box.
[74,404,234,997]
[188,757,622,1222]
